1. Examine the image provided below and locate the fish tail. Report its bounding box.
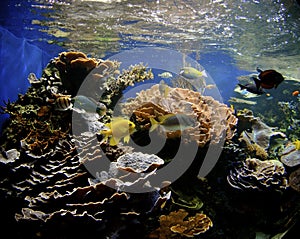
[164,86,170,97]
[123,135,130,143]
[201,70,208,78]
[149,117,159,132]
[238,84,246,90]
[251,77,261,90]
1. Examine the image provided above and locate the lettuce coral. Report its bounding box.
[122,84,237,147]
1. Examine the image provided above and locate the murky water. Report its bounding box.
[29,0,300,75]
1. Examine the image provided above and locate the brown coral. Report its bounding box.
[54,51,100,95]
[55,51,98,73]
[122,84,237,147]
[149,209,213,239]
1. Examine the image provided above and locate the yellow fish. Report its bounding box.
[179,67,207,79]
[158,80,170,97]
[293,139,300,150]
[100,117,136,146]
[158,72,173,78]
[150,113,196,132]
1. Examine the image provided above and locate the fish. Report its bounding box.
[158,72,173,78]
[205,84,216,90]
[53,95,73,111]
[294,139,300,150]
[292,90,299,96]
[251,67,284,89]
[229,97,257,105]
[100,117,136,146]
[238,83,265,95]
[149,113,196,132]
[73,95,107,116]
[52,94,106,116]
[179,67,207,92]
[179,67,207,79]
[158,80,170,97]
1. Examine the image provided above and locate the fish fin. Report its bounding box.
[109,137,119,146]
[251,77,261,90]
[123,135,130,143]
[164,86,170,97]
[238,84,246,90]
[256,67,262,73]
[46,97,55,104]
[201,70,208,78]
[150,117,159,132]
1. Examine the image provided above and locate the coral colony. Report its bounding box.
[0,52,299,238]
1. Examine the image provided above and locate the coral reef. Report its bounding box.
[1,50,299,238]
[149,209,213,239]
[55,51,100,95]
[237,109,286,150]
[227,158,288,191]
[122,84,237,147]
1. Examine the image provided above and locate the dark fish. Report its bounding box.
[238,83,265,95]
[252,67,284,89]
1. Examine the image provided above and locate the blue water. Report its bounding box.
[0,0,251,132]
[0,0,65,132]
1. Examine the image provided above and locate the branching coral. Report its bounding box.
[99,63,154,113]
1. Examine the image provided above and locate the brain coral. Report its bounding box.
[122,84,237,147]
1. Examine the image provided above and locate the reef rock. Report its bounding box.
[237,109,286,151]
[279,142,300,167]
[122,84,237,147]
[227,158,288,191]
